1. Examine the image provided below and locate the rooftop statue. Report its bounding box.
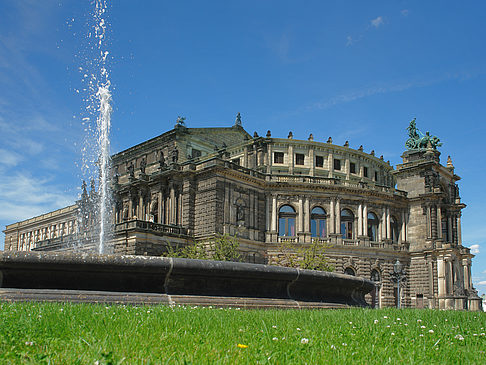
[405,118,443,150]
[235,112,242,127]
[175,116,186,128]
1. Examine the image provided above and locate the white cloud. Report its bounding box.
[477,281,486,286]
[0,170,75,223]
[309,70,486,111]
[0,149,23,166]
[401,9,409,17]
[470,244,480,254]
[371,16,384,28]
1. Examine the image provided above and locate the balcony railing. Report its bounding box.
[115,220,188,236]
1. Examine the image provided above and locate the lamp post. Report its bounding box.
[390,259,406,308]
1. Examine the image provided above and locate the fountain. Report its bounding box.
[79,0,113,254]
[0,1,374,308]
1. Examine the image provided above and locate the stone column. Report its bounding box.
[243,146,248,168]
[427,258,434,305]
[266,195,271,231]
[224,184,230,227]
[298,197,303,233]
[457,215,462,245]
[249,191,254,228]
[401,211,407,242]
[437,206,442,239]
[448,216,453,243]
[267,144,273,174]
[157,192,163,224]
[437,257,446,297]
[288,145,294,174]
[357,203,363,236]
[386,207,391,240]
[453,214,458,244]
[345,157,350,180]
[363,205,368,238]
[431,205,438,239]
[304,197,310,234]
[254,192,259,230]
[254,144,259,168]
[447,260,454,295]
[329,199,335,234]
[462,259,470,291]
[309,148,315,176]
[170,185,176,225]
[380,209,386,241]
[328,152,334,178]
[271,195,277,232]
[336,199,341,236]
[178,192,183,225]
[426,205,431,239]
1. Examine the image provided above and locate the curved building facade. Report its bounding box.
[3,117,482,310]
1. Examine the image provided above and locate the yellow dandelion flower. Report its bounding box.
[237,344,248,349]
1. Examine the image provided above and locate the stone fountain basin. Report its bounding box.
[0,251,373,308]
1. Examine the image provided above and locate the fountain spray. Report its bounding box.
[94,0,112,254]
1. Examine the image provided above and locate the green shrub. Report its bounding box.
[164,234,240,262]
[271,239,333,272]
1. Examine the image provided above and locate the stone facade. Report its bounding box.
[3,118,482,310]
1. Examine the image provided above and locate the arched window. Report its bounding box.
[279,205,296,237]
[367,212,379,241]
[344,267,355,276]
[391,216,399,243]
[341,209,354,239]
[311,206,327,238]
[370,269,381,282]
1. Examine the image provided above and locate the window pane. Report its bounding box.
[312,206,325,215]
[295,153,304,165]
[311,220,317,237]
[279,205,295,213]
[274,152,284,164]
[319,219,326,237]
[279,218,285,236]
[288,218,295,236]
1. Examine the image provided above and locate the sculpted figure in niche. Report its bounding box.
[159,150,166,167]
[140,157,147,174]
[113,166,119,183]
[235,201,245,222]
[127,162,135,177]
[171,147,179,164]
[122,204,129,221]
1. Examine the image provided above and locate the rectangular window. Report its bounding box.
[274,152,284,164]
[334,159,341,171]
[315,155,324,168]
[374,171,378,181]
[363,166,368,178]
[232,158,240,166]
[350,162,356,174]
[295,153,304,165]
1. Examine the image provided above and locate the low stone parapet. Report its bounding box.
[0,251,374,308]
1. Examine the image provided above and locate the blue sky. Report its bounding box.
[1,1,485,293]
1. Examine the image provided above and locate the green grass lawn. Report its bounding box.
[0,302,485,364]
